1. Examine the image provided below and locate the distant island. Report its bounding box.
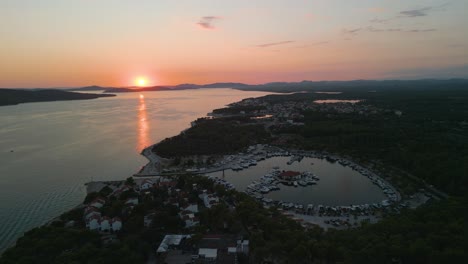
[0,89,116,107]
[65,79,468,94]
[68,82,249,93]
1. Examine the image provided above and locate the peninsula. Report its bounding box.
[0,89,115,106]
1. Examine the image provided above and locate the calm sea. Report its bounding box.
[0,88,272,252]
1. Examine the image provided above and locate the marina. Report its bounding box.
[207,145,397,206]
[202,145,404,227]
[138,142,407,229]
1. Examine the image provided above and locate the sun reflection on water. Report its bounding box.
[138,94,150,151]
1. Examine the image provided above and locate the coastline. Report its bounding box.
[133,145,164,176]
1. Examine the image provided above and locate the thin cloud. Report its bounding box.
[369,18,390,24]
[400,7,432,17]
[370,2,450,25]
[406,28,437,33]
[342,28,362,36]
[367,26,401,32]
[256,40,295,48]
[196,16,221,30]
[366,26,436,33]
[399,2,450,17]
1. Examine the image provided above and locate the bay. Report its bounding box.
[0,88,271,252]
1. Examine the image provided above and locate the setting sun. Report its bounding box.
[136,78,147,87]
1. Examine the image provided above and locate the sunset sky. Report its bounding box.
[1,0,467,87]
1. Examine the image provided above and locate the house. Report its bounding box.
[89,197,106,208]
[65,220,75,228]
[199,190,219,208]
[84,207,101,221]
[193,234,243,263]
[237,240,249,255]
[87,215,101,230]
[178,204,200,228]
[279,171,301,181]
[180,212,199,228]
[156,234,191,253]
[198,248,217,261]
[111,217,122,231]
[182,204,198,213]
[144,213,155,227]
[139,179,154,191]
[100,216,111,231]
[228,246,237,255]
[125,197,139,206]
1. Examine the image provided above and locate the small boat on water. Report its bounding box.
[306,180,317,185]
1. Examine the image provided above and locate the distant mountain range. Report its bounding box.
[0,89,115,106]
[68,82,249,93]
[2,79,467,107]
[67,79,468,93]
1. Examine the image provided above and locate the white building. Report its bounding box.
[199,191,219,208]
[157,234,191,253]
[144,213,155,228]
[182,204,198,213]
[180,212,199,228]
[198,248,217,261]
[111,217,122,231]
[237,240,249,255]
[100,217,111,231]
[139,179,154,191]
[89,198,106,208]
[87,215,101,230]
[125,197,139,206]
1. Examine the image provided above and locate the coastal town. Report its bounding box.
[60,129,438,262]
[50,92,447,263]
[60,175,251,263]
[69,143,432,262]
[6,94,453,263]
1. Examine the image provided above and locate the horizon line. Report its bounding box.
[1,77,467,90]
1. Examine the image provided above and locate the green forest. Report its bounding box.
[153,117,271,157]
